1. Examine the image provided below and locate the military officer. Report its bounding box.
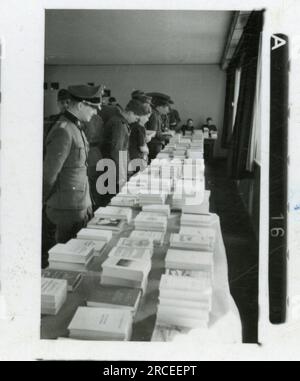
[43,84,101,245]
[145,92,173,161]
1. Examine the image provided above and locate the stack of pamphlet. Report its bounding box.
[156,274,212,328]
[116,237,153,251]
[108,246,153,261]
[165,248,213,274]
[87,285,142,316]
[77,228,111,253]
[129,230,165,246]
[178,227,216,251]
[110,193,139,207]
[42,269,82,292]
[157,152,171,159]
[94,206,133,224]
[172,179,205,210]
[182,190,210,214]
[170,232,215,252]
[180,213,216,228]
[41,277,67,315]
[48,239,95,272]
[173,149,186,160]
[87,216,125,232]
[134,211,168,232]
[68,307,133,341]
[138,190,167,206]
[186,148,204,159]
[101,256,151,293]
[142,204,170,217]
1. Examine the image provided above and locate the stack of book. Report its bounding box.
[108,245,153,261]
[165,248,213,274]
[68,306,133,341]
[87,285,142,316]
[41,277,67,315]
[87,216,125,232]
[42,269,83,292]
[101,256,151,293]
[134,212,168,232]
[156,274,212,328]
[48,239,95,272]
[186,148,204,159]
[94,206,133,224]
[138,190,167,206]
[142,204,170,217]
[172,180,204,210]
[156,152,171,159]
[182,190,210,214]
[178,227,216,250]
[77,228,111,253]
[110,193,139,207]
[173,149,186,160]
[170,232,215,252]
[116,237,153,251]
[129,230,165,246]
[180,213,216,228]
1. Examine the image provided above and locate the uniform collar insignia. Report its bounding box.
[64,110,82,128]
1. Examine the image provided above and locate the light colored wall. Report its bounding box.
[44,64,227,157]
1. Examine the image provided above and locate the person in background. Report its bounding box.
[43,85,101,249]
[201,117,217,135]
[101,99,151,199]
[180,118,195,136]
[43,89,71,152]
[145,92,172,161]
[168,104,181,131]
[129,101,152,174]
[83,108,105,211]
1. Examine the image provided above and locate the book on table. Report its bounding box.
[94,206,133,223]
[87,216,125,232]
[48,239,95,264]
[180,213,216,228]
[170,232,214,252]
[68,306,133,341]
[77,228,112,243]
[42,269,82,292]
[108,246,153,261]
[142,204,170,217]
[101,256,151,282]
[178,227,216,250]
[134,212,168,232]
[129,230,165,246]
[165,249,213,273]
[116,237,153,250]
[41,277,67,315]
[86,285,142,315]
[100,274,148,295]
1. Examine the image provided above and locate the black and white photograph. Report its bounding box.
[0,0,300,361]
[41,8,262,344]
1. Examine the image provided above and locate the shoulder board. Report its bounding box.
[56,121,68,129]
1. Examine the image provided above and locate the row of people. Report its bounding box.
[42,85,175,267]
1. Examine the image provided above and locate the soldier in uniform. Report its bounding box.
[101,99,152,201]
[43,85,101,247]
[145,92,173,161]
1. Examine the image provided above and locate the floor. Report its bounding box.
[205,159,259,343]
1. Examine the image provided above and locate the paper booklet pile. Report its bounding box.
[134,211,168,232]
[180,213,217,228]
[48,239,95,272]
[41,277,67,315]
[182,190,210,214]
[110,193,139,207]
[94,206,133,223]
[165,248,213,275]
[156,274,212,329]
[129,230,165,247]
[76,228,111,253]
[108,245,153,261]
[42,269,83,292]
[172,179,205,210]
[116,236,154,251]
[170,231,215,252]
[68,307,133,341]
[101,255,151,294]
[87,285,142,316]
[87,215,125,232]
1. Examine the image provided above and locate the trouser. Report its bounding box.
[88,165,104,211]
[41,206,56,268]
[46,207,91,244]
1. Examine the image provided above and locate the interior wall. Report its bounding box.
[44,64,227,157]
